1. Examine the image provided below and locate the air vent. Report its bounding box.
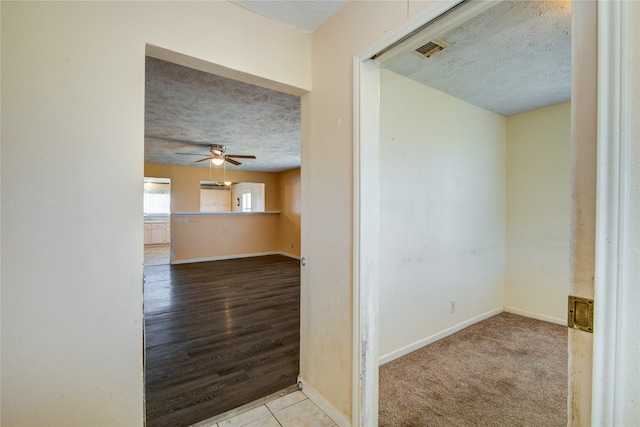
[414,38,451,58]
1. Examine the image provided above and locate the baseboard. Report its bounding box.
[296,376,351,427]
[275,251,301,260]
[379,307,504,365]
[503,306,566,326]
[171,251,299,264]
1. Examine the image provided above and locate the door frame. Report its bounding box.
[592,1,634,424]
[353,0,633,425]
[143,44,308,423]
[352,3,473,424]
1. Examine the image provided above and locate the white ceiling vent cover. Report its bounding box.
[414,38,451,58]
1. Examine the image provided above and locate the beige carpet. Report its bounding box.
[379,312,567,426]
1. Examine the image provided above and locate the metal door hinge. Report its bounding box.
[568,296,594,333]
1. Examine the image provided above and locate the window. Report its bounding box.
[242,190,252,212]
[144,178,170,214]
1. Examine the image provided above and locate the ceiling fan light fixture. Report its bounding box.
[211,157,224,166]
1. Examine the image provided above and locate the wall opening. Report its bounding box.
[354,0,573,424]
[143,46,304,425]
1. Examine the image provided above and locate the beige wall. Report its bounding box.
[167,167,301,262]
[171,213,280,262]
[278,168,301,257]
[379,69,506,361]
[146,164,300,262]
[505,102,571,324]
[1,2,309,425]
[303,0,432,420]
[145,162,280,212]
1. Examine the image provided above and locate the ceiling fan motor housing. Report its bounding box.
[210,144,226,155]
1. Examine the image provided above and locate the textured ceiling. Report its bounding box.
[386,0,571,116]
[230,0,347,34]
[145,57,301,172]
[146,1,571,171]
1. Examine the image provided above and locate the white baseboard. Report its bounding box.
[379,307,504,365]
[297,376,351,427]
[171,251,299,264]
[503,306,566,326]
[276,251,300,260]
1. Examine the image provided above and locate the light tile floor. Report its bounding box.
[192,391,337,427]
[144,244,170,266]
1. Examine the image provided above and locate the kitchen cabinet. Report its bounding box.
[144,222,170,245]
[200,188,231,212]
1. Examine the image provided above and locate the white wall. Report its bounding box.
[0,2,310,425]
[594,2,640,423]
[378,69,506,362]
[231,182,265,212]
[377,73,570,361]
[505,102,571,324]
[621,3,640,420]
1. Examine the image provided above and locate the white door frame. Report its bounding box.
[353,0,634,425]
[592,1,634,425]
[352,3,466,424]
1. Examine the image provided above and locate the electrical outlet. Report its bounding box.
[450,301,456,314]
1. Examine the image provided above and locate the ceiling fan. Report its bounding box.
[176,144,256,166]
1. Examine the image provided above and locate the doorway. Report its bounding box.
[143,47,304,426]
[352,1,590,425]
[376,1,571,421]
[144,177,171,266]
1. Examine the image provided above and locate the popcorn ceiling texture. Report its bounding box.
[387,0,571,116]
[145,1,570,172]
[145,57,301,172]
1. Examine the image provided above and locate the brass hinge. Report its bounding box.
[568,296,594,333]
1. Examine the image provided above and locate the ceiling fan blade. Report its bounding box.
[175,152,208,156]
[195,157,214,163]
[225,154,256,159]
[224,157,241,166]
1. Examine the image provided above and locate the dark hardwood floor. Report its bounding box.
[144,255,300,427]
